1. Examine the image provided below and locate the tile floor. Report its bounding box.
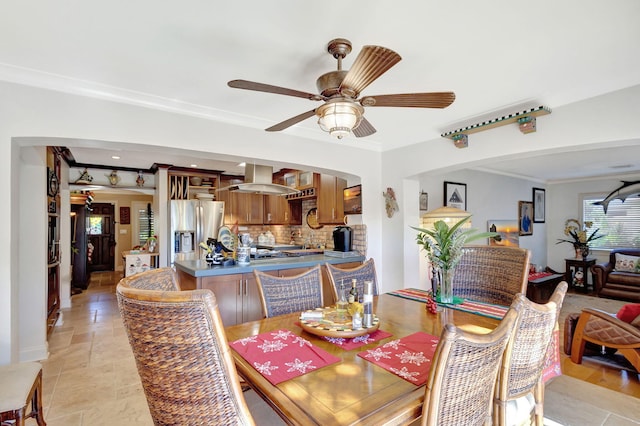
[27,271,639,425]
[33,271,283,426]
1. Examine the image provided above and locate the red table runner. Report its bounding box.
[358,332,439,386]
[529,271,553,281]
[230,329,340,385]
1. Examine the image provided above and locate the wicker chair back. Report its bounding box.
[119,267,181,291]
[325,258,379,304]
[116,282,255,426]
[421,299,521,426]
[453,246,530,305]
[254,265,324,318]
[494,282,568,426]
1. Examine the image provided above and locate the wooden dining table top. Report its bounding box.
[225,293,501,426]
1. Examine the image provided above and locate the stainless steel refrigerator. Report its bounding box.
[169,200,225,264]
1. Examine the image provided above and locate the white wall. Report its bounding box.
[381,84,640,292]
[1,80,639,363]
[0,80,382,363]
[412,169,547,288]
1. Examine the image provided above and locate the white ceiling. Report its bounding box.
[2,1,640,181]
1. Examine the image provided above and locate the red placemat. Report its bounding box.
[230,329,340,385]
[322,329,393,350]
[358,331,439,386]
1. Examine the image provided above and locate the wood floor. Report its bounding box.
[557,290,640,397]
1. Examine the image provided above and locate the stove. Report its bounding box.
[251,248,285,259]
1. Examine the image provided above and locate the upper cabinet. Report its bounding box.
[264,173,302,225]
[169,171,219,200]
[317,174,347,224]
[217,176,264,225]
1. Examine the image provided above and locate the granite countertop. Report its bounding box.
[174,254,365,277]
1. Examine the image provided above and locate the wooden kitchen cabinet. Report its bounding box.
[237,192,264,224]
[317,174,347,224]
[218,176,263,225]
[168,170,219,200]
[264,194,302,225]
[197,273,265,326]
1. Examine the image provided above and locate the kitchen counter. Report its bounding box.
[173,253,365,277]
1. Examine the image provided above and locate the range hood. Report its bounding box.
[217,164,300,195]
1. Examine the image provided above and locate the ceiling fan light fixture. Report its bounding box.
[316,101,364,139]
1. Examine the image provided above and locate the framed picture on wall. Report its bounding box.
[120,206,131,225]
[518,201,533,236]
[532,187,545,223]
[443,181,467,210]
[419,191,428,212]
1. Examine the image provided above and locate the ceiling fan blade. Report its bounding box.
[228,80,323,101]
[265,109,317,132]
[353,117,376,138]
[360,92,456,108]
[339,45,401,97]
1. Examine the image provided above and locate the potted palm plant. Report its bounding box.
[412,216,497,304]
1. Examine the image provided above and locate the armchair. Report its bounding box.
[570,308,640,372]
[592,248,640,302]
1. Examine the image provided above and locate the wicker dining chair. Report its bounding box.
[116,281,255,426]
[254,265,324,318]
[421,299,522,426]
[325,258,379,304]
[453,246,531,305]
[493,281,568,426]
[120,266,181,291]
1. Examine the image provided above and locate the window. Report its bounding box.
[88,216,103,235]
[582,194,640,249]
[132,202,155,246]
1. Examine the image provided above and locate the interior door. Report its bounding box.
[87,203,116,272]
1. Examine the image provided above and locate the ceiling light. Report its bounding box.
[190,164,198,168]
[111,155,120,160]
[316,100,364,139]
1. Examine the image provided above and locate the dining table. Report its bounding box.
[225,293,502,425]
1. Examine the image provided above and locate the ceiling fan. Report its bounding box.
[228,38,455,139]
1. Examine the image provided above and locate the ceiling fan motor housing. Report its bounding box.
[316,70,348,98]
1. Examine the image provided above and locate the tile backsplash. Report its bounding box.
[235,199,366,255]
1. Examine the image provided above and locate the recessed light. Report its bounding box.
[112,155,120,160]
[190,164,198,168]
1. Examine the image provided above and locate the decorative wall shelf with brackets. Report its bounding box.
[441,106,551,148]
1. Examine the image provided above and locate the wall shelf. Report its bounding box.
[441,106,551,148]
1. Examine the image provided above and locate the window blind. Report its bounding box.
[582,195,640,249]
[137,203,155,245]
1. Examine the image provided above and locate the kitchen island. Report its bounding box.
[174,254,365,326]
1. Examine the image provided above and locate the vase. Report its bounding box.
[440,268,456,304]
[580,245,590,259]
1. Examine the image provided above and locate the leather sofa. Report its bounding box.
[592,248,640,302]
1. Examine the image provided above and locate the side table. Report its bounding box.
[565,257,597,293]
[527,272,565,303]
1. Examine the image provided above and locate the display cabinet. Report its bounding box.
[46,147,62,334]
